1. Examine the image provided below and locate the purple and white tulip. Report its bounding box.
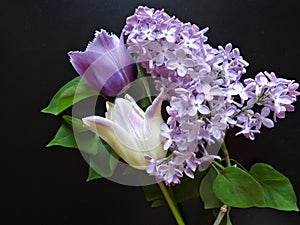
[68,29,137,96]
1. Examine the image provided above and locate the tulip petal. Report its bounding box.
[81,46,137,95]
[68,30,119,76]
[105,101,114,120]
[143,89,165,155]
[82,116,149,169]
[68,51,99,76]
[145,89,165,120]
[125,94,145,119]
[87,30,120,55]
[112,98,144,138]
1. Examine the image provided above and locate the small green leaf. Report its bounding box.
[151,199,167,207]
[249,163,299,211]
[46,121,78,149]
[142,184,167,207]
[200,167,222,209]
[87,166,103,181]
[213,166,265,208]
[62,115,86,132]
[41,76,98,115]
[47,116,101,155]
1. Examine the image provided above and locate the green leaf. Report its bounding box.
[151,199,167,207]
[41,76,98,115]
[142,170,205,208]
[173,169,206,203]
[46,116,99,154]
[249,163,299,211]
[142,183,167,207]
[47,115,120,178]
[213,166,265,208]
[200,167,222,209]
[46,116,99,155]
[63,115,86,132]
[87,166,103,181]
[46,121,78,149]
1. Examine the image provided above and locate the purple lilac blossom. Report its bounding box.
[124,6,299,185]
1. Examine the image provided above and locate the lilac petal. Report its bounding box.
[166,59,178,70]
[184,168,194,179]
[196,93,205,103]
[188,106,197,116]
[189,95,196,104]
[289,83,299,91]
[177,66,187,77]
[278,95,293,104]
[240,91,249,101]
[256,73,268,86]
[262,118,274,128]
[198,105,210,115]
[261,107,270,117]
[274,101,282,114]
[183,58,196,67]
[173,155,186,165]
[224,43,232,52]
[163,139,173,150]
[285,104,295,112]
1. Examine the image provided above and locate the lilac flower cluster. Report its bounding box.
[124,6,299,185]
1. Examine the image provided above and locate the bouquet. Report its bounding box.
[42,6,299,225]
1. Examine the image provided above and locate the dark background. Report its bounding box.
[3,0,300,224]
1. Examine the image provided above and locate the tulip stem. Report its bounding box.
[158,182,186,225]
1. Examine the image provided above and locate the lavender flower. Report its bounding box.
[124,6,299,185]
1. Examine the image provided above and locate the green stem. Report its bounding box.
[221,142,231,167]
[158,182,186,225]
[167,186,180,211]
[212,161,225,171]
[213,141,231,225]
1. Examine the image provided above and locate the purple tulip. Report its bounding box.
[68,29,137,96]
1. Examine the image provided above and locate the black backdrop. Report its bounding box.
[3,0,300,224]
